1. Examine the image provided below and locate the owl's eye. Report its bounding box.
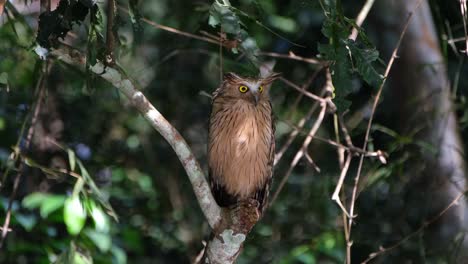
[239,86,249,93]
[258,86,264,93]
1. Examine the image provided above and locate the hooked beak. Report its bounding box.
[253,93,259,106]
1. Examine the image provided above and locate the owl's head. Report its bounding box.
[219,72,281,105]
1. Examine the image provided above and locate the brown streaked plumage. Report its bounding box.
[208,72,280,214]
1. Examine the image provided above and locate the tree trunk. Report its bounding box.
[378,0,468,260]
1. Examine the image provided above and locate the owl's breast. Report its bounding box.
[208,101,273,198]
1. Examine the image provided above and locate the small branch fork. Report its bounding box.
[0,61,49,249]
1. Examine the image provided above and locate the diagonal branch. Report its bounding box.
[49,44,222,230]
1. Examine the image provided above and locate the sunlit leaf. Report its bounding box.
[74,251,93,264]
[64,196,87,235]
[67,148,76,172]
[89,202,110,233]
[77,160,118,221]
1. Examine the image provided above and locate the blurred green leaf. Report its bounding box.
[89,202,110,233]
[55,242,92,264]
[40,195,66,218]
[111,245,127,264]
[84,228,111,252]
[209,0,241,34]
[268,15,297,33]
[74,251,93,264]
[23,192,66,218]
[22,192,48,209]
[15,213,37,231]
[291,245,316,264]
[68,148,76,172]
[77,160,118,221]
[208,0,260,65]
[64,196,87,235]
[0,72,8,84]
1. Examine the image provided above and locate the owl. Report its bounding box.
[208,72,280,214]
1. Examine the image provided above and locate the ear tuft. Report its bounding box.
[223,72,242,82]
[262,72,281,84]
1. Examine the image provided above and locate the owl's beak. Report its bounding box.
[253,93,259,106]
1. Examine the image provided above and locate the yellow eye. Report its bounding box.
[239,85,249,93]
[258,85,264,93]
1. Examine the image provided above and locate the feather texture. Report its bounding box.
[208,72,278,213]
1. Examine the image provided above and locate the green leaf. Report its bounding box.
[0,72,8,85]
[318,42,353,97]
[89,202,110,233]
[268,15,297,33]
[67,148,76,172]
[209,1,241,34]
[208,1,261,66]
[128,0,143,42]
[55,241,92,264]
[331,96,352,113]
[74,251,93,264]
[15,214,37,231]
[111,245,127,264]
[40,195,66,218]
[22,192,48,209]
[346,40,383,88]
[64,196,87,235]
[291,245,316,264]
[23,192,65,218]
[318,0,383,113]
[77,160,118,221]
[84,229,111,252]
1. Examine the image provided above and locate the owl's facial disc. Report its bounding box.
[243,81,262,106]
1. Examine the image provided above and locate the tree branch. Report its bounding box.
[49,44,222,230]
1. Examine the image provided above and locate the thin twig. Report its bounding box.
[346,0,424,260]
[274,87,326,166]
[259,51,326,66]
[119,6,220,46]
[279,119,386,159]
[105,0,116,65]
[349,0,376,41]
[0,61,49,248]
[270,101,327,205]
[279,77,326,103]
[459,0,468,54]
[219,27,223,82]
[331,154,352,218]
[285,69,323,121]
[362,188,468,263]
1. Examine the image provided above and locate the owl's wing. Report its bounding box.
[255,102,276,213]
[208,89,238,208]
[209,170,238,207]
